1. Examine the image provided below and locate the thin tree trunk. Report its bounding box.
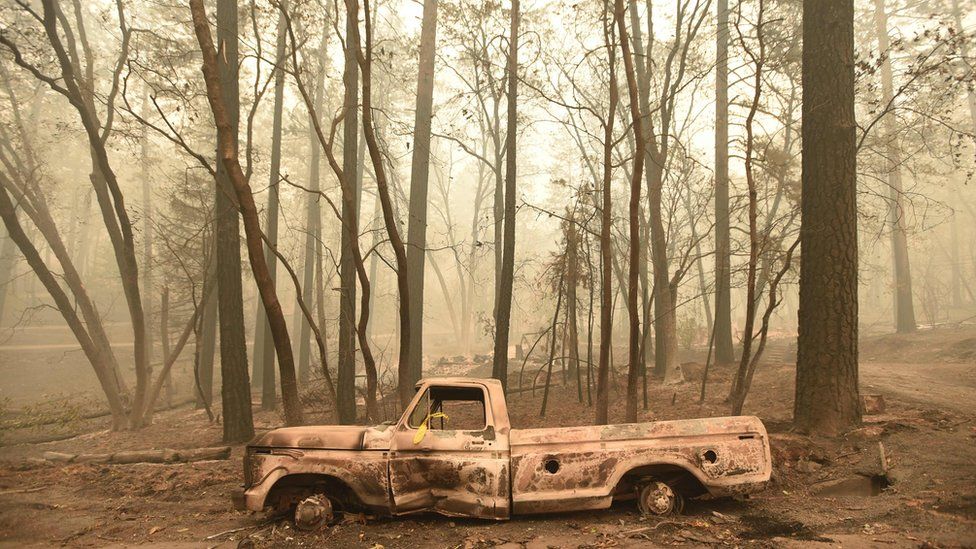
[297,27,329,383]
[357,0,411,409]
[566,211,582,403]
[872,0,916,334]
[615,0,645,423]
[196,252,217,409]
[491,0,519,394]
[0,182,128,429]
[253,1,290,408]
[596,0,618,426]
[336,0,361,424]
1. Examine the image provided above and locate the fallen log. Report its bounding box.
[42,446,231,465]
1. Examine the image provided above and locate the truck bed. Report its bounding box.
[508,416,771,514]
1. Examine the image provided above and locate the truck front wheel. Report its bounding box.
[637,481,684,516]
[294,494,334,531]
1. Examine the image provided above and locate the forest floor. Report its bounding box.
[0,325,974,548]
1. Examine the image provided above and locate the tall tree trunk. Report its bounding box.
[794,0,861,436]
[566,211,581,402]
[713,0,734,364]
[729,0,765,414]
[872,0,915,334]
[253,1,290,408]
[140,91,154,391]
[596,0,618,425]
[614,0,645,423]
[405,0,439,389]
[209,0,255,442]
[192,0,305,428]
[491,0,519,393]
[358,0,412,409]
[337,0,361,424]
[196,254,217,409]
[297,27,329,383]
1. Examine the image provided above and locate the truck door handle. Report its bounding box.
[470,440,485,447]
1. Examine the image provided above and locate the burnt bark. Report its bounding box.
[405,0,440,389]
[491,0,520,394]
[191,0,305,429]
[713,0,734,364]
[794,0,861,436]
[253,0,290,408]
[871,0,916,334]
[337,0,361,424]
[614,0,645,423]
[595,0,618,426]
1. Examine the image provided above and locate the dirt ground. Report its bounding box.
[0,326,974,548]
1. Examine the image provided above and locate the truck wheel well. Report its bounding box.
[613,464,707,500]
[266,474,363,514]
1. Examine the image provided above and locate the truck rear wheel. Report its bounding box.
[637,481,684,516]
[294,494,334,531]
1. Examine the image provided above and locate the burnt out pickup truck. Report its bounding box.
[235,377,771,529]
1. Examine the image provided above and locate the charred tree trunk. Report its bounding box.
[566,211,582,403]
[596,0,618,425]
[192,0,307,430]
[872,0,915,334]
[209,0,255,442]
[337,0,361,424]
[405,0,439,389]
[491,0,520,394]
[358,0,411,410]
[614,0,645,423]
[297,28,329,383]
[794,0,861,436]
[713,0,734,364]
[253,0,290,408]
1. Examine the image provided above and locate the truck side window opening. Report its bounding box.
[407,386,487,431]
[431,386,487,431]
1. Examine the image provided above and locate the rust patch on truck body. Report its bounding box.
[237,378,771,520]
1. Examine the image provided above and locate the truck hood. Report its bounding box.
[249,425,391,450]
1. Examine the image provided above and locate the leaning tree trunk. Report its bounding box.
[297,27,329,383]
[794,0,861,436]
[193,0,307,429]
[253,1,289,408]
[491,0,519,394]
[358,0,412,409]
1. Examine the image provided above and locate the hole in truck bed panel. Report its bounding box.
[544,459,560,474]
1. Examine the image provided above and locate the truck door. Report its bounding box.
[388,383,510,519]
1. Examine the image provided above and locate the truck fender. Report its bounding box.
[608,456,710,496]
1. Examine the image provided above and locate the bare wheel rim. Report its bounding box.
[638,481,680,516]
[294,495,334,531]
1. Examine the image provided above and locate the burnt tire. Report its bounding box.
[293,494,334,531]
[637,481,684,516]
